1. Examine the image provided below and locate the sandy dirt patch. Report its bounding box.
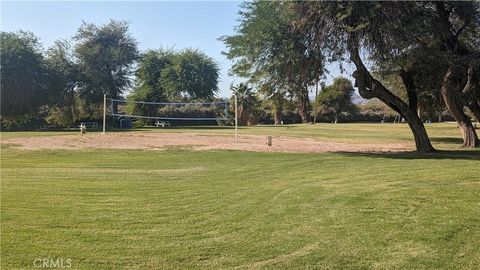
[1,132,411,153]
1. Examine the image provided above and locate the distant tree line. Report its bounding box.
[2,18,416,131]
[1,20,220,128]
[229,78,421,127]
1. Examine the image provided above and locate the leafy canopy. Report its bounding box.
[0,31,47,127]
[316,77,356,119]
[74,20,138,103]
[162,49,219,100]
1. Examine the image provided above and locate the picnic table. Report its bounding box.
[155,121,171,128]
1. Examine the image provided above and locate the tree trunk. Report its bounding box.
[297,88,311,123]
[441,67,479,148]
[359,86,434,152]
[334,113,338,124]
[348,36,435,152]
[375,93,434,153]
[467,100,480,123]
[402,110,435,153]
[238,106,248,126]
[273,109,282,125]
[434,3,478,147]
[463,64,480,123]
[399,69,418,112]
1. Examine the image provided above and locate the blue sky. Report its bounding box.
[1,1,350,99]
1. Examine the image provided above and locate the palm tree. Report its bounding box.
[259,84,286,125]
[231,83,258,125]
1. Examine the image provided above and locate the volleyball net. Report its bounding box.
[101,94,239,141]
[106,98,232,124]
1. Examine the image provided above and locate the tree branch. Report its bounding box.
[399,69,418,112]
[462,64,476,95]
[347,34,415,117]
[347,34,374,99]
[454,17,471,40]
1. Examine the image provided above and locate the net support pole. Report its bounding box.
[102,94,106,134]
[235,94,238,142]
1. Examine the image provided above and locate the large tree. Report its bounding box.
[316,77,356,124]
[163,49,220,100]
[44,40,82,127]
[221,1,325,123]
[293,1,436,152]
[74,20,138,104]
[258,84,287,125]
[135,50,172,101]
[127,49,220,125]
[431,2,480,147]
[363,2,479,147]
[128,49,174,121]
[0,31,47,127]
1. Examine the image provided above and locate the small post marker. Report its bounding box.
[266,135,272,146]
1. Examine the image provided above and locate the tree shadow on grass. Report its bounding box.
[337,150,480,160]
[430,137,464,144]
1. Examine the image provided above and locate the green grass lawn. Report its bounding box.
[1,124,480,269]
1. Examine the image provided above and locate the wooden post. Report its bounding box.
[266,135,272,146]
[102,94,106,134]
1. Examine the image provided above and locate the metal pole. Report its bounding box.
[235,94,238,142]
[314,81,319,124]
[102,94,106,134]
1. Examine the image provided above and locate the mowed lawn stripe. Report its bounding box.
[1,148,479,269]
